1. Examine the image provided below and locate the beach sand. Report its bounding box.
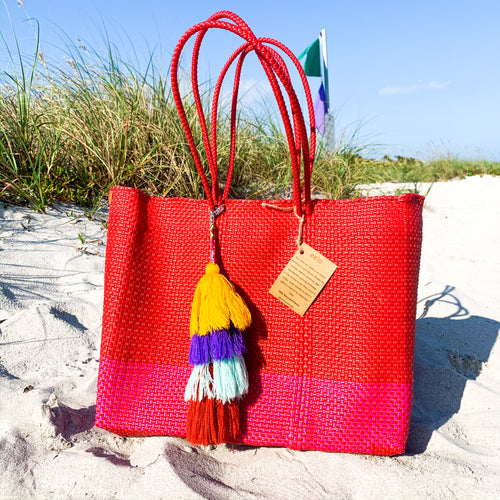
[1,175,499,499]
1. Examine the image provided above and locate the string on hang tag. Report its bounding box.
[296,212,305,253]
[261,202,305,253]
[263,202,337,316]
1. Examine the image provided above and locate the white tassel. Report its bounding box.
[184,364,214,402]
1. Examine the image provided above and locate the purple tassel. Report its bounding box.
[208,329,232,361]
[210,327,247,361]
[189,327,247,365]
[189,334,210,365]
[228,326,247,358]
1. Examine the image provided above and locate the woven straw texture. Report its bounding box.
[96,189,424,454]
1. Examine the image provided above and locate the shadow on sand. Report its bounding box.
[406,285,499,453]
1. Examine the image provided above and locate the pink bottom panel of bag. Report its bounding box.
[95,358,412,455]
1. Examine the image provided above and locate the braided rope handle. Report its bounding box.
[170,11,316,216]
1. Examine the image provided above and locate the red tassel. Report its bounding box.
[216,399,240,443]
[216,399,228,443]
[227,400,240,440]
[186,398,240,446]
[187,398,215,446]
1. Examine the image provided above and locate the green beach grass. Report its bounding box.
[1,28,498,212]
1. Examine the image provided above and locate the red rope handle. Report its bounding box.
[210,44,251,204]
[260,37,317,208]
[191,28,220,203]
[207,18,315,211]
[209,10,317,202]
[170,12,316,215]
[173,12,259,210]
[210,41,307,207]
[173,15,313,212]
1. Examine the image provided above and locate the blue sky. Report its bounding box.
[2,0,499,160]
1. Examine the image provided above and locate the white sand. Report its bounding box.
[1,175,499,500]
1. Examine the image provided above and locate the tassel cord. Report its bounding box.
[210,205,225,264]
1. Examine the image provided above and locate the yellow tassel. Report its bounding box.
[190,263,251,336]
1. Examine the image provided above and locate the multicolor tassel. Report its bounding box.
[185,208,251,446]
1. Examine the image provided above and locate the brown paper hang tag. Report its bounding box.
[269,243,337,316]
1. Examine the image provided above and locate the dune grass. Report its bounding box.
[355,155,500,184]
[1,27,498,212]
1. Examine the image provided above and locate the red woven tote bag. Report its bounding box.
[95,11,424,455]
